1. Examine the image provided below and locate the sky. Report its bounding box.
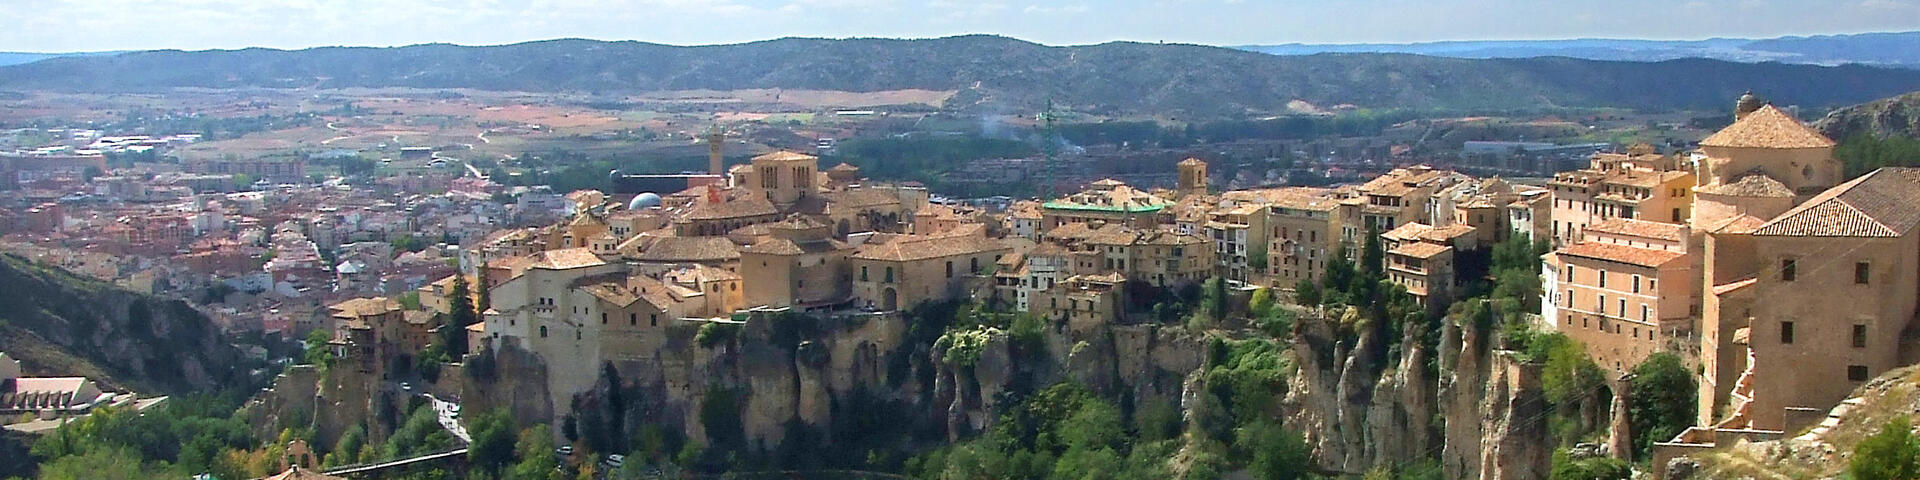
[5,0,1920,52]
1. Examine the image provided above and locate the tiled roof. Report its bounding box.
[1702,214,1768,235]
[1699,104,1837,149]
[824,188,900,210]
[1754,168,1920,237]
[1382,222,1435,242]
[1697,174,1792,197]
[1556,241,1685,267]
[330,297,402,318]
[853,232,1009,262]
[628,236,740,263]
[528,248,606,270]
[754,151,817,163]
[741,237,849,255]
[684,195,779,220]
[1389,242,1452,259]
[1585,218,1686,242]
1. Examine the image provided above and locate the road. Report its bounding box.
[425,393,470,443]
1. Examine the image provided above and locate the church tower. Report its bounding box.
[750,151,819,208]
[1177,158,1208,199]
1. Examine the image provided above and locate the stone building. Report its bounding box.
[1705,168,1920,432]
[1029,273,1127,332]
[738,216,854,310]
[849,225,1010,311]
[1548,144,1695,246]
[1542,218,1694,371]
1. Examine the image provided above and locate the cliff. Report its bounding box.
[1817,90,1920,140]
[0,254,257,396]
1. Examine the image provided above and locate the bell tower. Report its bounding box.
[1176,157,1208,198]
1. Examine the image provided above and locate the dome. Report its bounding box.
[1735,90,1765,118]
[628,192,662,210]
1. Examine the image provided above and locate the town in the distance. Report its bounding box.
[8,44,1920,480]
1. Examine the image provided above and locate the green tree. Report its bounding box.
[34,447,153,480]
[1204,276,1229,322]
[468,409,518,475]
[1361,226,1384,279]
[1850,417,1920,480]
[1628,353,1696,457]
[303,329,336,368]
[442,275,476,355]
[1237,420,1311,480]
[1248,287,1276,320]
[508,424,562,480]
[1293,279,1321,307]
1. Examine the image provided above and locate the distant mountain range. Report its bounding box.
[5,36,1920,117]
[1239,31,1920,68]
[0,51,124,67]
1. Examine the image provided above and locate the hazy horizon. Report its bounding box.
[5,0,1920,53]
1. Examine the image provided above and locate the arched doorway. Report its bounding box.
[881,288,898,311]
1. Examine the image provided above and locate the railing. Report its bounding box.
[321,447,467,477]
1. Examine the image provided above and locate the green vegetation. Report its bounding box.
[1627,353,1696,458]
[1837,134,1920,178]
[695,322,740,348]
[1850,417,1920,480]
[906,383,1177,480]
[21,395,264,479]
[1549,450,1630,480]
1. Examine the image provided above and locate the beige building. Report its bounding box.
[850,226,1010,311]
[1080,223,1213,288]
[1548,145,1695,246]
[1040,179,1176,230]
[738,216,854,310]
[1029,273,1127,332]
[0,352,110,416]
[1703,168,1920,432]
[1543,220,1694,372]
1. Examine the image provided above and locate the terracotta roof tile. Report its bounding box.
[1556,242,1685,267]
[1754,167,1920,237]
[1700,104,1836,149]
[1584,218,1687,242]
[1389,242,1452,259]
[528,248,606,270]
[1697,174,1793,197]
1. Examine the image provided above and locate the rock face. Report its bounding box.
[1816,90,1920,140]
[1280,307,1551,479]
[407,303,1553,474]
[0,255,256,396]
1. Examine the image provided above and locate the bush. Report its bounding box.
[1850,417,1920,480]
[696,322,740,349]
[1628,353,1695,457]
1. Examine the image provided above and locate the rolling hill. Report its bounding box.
[1817,90,1920,140]
[1240,31,1920,68]
[4,36,1920,117]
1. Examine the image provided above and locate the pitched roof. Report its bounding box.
[1699,104,1836,149]
[684,195,779,220]
[329,297,402,318]
[1556,242,1686,267]
[754,151,817,163]
[1389,242,1452,259]
[1584,218,1687,242]
[528,248,606,270]
[854,232,1009,262]
[1754,168,1920,237]
[627,236,739,263]
[1697,174,1793,197]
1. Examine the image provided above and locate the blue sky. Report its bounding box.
[6,0,1920,52]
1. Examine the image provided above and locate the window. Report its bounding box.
[1641,305,1650,323]
[1566,265,1574,280]
[1854,324,1868,348]
[1782,258,1797,281]
[629,313,637,326]
[1856,262,1871,284]
[650,314,658,327]
[946,261,954,278]
[1781,321,1795,344]
[1632,275,1641,293]
[1618,298,1626,317]
[600,312,607,324]
[1566,289,1574,308]
[1598,270,1607,288]
[861,266,869,281]
[1672,208,1682,222]
[971,257,981,273]
[885,267,894,283]
[540,326,548,337]
[1849,365,1871,382]
[1598,294,1606,314]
